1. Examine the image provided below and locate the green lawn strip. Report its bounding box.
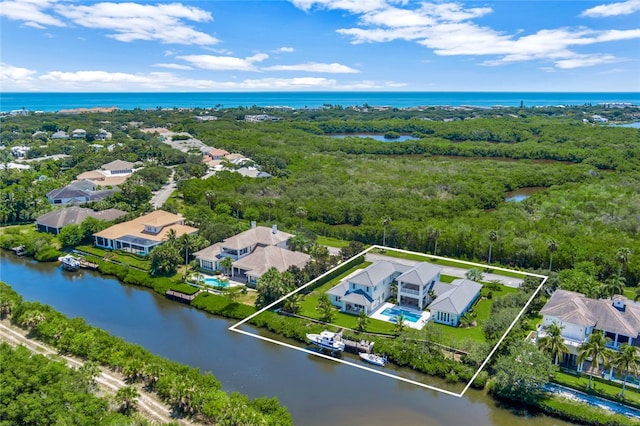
[168,283,200,295]
[315,235,351,248]
[537,395,637,426]
[75,244,151,271]
[552,370,640,409]
[373,248,527,279]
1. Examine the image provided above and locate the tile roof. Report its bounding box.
[101,160,134,170]
[233,246,311,277]
[220,226,293,250]
[94,210,197,242]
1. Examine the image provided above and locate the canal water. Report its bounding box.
[0,253,573,426]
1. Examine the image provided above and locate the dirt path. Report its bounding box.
[0,321,196,425]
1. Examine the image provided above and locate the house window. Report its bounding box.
[336,296,341,302]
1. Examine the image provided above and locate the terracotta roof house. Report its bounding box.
[46,180,118,205]
[428,279,482,326]
[93,210,197,255]
[537,289,640,370]
[36,207,126,235]
[205,148,230,160]
[193,223,308,285]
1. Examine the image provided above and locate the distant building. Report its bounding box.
[71,129,87,139]
[51,130,70,140]
[11,146,30,158]
[36,207,126,235]
[46,180,118,205]
[9,108,29,116]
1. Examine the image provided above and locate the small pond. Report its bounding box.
[504,187,545,202]
[328,134,418,142]
[611,121,640,128]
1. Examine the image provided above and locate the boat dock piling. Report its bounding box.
[336,331,374,354]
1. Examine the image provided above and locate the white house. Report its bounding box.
[428,279,482,326]
[397,262,442,310]
[537,289,640,370]
[193,223,310,285]
[72,129,87,139]
[11,146,30,158]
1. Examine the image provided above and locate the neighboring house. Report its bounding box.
[51,130,70,140]
[93,210,197,255]
[72,129,87,139]
[224,153,250,165]
[537,289,640,370]
[100,159,134,175]
[75,160,135,187]
[428,279,482,326]
[97,129,112,140]
[11,146,30,158]
[205,148,230,160]
[193,223,309,285]
[236,167,272,179]
[36,207,126,235]
[46,180,117,205]
[328,261,410,315]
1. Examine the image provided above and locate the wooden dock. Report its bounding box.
[165,289,200,304]
[79,258,99,270]
[336,331,375,354]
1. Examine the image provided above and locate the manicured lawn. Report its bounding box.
[168,283,200,295]
[76,244,151,271]
[553,370,640,408]
[316,235,351,248]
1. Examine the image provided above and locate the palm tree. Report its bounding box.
[487,230,498,264]
[382,216,392,247]
[283,293,301,314]
[219,256,234,276]
[20,310,46,330]
[577,331,614,390]
[393,312,406,334]
[616,247,632,280]
[466,268,484,282]
[428,227,441,256]
[537,323,569,366]
[603,275,625,300]
[357,310,368,332]
[296,206,307,228]
[547,239,558,271]
[266,199,275,222]
[204,190,215,209]
[164,228,178,246]
[613,344,640,398]
[115,385,139,414]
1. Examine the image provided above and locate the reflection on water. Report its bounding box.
[0,253,573,426]
[504,186,545,202]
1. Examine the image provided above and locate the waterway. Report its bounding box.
[0,253,573,426]
[328,133,418,142]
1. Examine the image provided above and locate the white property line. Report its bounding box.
[228,245,548,398]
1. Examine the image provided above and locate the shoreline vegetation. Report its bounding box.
[1,103,640,425]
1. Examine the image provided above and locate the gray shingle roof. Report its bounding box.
[539,289,597,326]
[348,261,409,287]
[36,207,126,229]
[428,278,482,315]
[397,262,442,286]
[341,290,373,305]
[101,160,134,171]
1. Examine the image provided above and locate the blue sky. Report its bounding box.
[1,0,639,92]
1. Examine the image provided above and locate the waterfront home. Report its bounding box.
[397,262,442,310]
[93,210,197,255]
[537,289,640,370]
[428,279,482,326]
[193,223,310,285]
[539,290,640,359]
[36,206,126,235]
[46,179,118,205]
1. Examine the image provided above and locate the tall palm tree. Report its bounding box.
[115,385,139,414]
[603,275,625,300]
[219,256,234,276]
[204,190,215,209]
[616,247,632,280]
[537,323,569,366]
[428,227,441,256]
[613,343,640,398]
[382,216,392,247]
[578,331,614,390]
[266,199,275,222]
[296,206,307,229]
[487,230,498,264]
[547,239,558,271]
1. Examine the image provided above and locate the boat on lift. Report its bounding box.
[306,330,345,352]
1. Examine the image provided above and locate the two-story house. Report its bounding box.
[538,289,640,370]
[193,223,310,285]
[396,262,442,310]
[93,210,197,255]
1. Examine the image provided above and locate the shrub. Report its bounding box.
[34,246,62,262]
[471,371,489,389]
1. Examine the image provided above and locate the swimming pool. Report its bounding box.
[204,277,229,288]
[380,307,422,323]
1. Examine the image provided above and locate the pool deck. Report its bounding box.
[192,272,245,288]
[369,302,431,330]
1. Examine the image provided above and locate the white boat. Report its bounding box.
[59,254,80,271]
[359,352,387,367]
[306,330,346,352]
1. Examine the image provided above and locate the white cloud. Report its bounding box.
[177,53,269,71]
[164,49,177,57]
[276,47,296,53]
[0,63,38,81]
[0,0,65,27]
[262,62,359,73]
[152,63,193,70]
[581,0,640,17]
[54,2,218,45]
[298,0,640,69]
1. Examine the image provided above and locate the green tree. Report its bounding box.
[382,216,392,247]
[603,275,625,300]
[578,331,614,390]
[428,227,441,255]
[296,206,307,228]
[58,224,84,248]
[613,343,640,398]
[492,341,554,403]
[255,268,294,309]
[283,293,301,314]
[316,293,334,323]
[149,243,181,275]
[547,239,558,272]
[393,312,406,334]
[339,240,364,261]
[537,322,569,366]
[616,247,631,280]
[220,256,234,275]
[487,230,498,264]
[357,309,368,331]
[114,385,139,414]
[465,268,484,282]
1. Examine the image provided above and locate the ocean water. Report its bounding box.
[0,91,638,112]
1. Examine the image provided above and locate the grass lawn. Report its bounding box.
[316,235,351,248]
[372,248,527,279]
[76,244,151,271]
[553,370,640,408]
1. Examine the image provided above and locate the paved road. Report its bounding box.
[150,171,176,209]
[365,252,524,288]
[0,321,194,425]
